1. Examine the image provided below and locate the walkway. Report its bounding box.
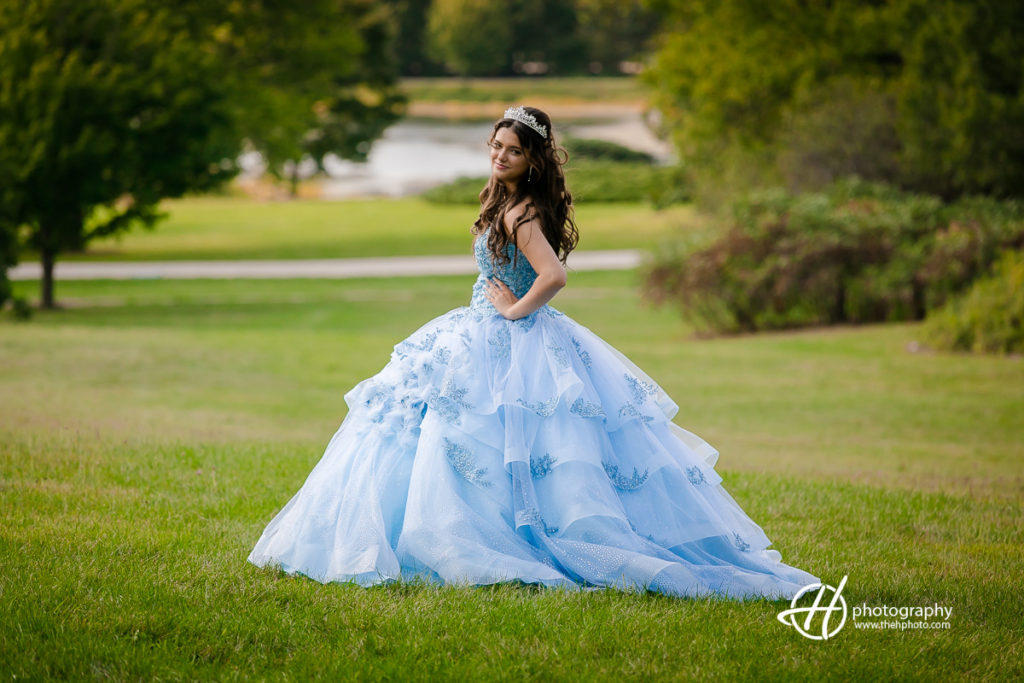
[8,250,644,281]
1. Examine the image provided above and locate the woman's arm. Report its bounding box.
[482,212,567,319]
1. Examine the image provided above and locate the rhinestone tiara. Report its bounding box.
[503,106,548,139]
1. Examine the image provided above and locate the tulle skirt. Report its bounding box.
[247,304,820,600]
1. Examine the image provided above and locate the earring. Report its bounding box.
[528,167,534,182]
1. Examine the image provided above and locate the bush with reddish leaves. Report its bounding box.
[643,180,1024,334]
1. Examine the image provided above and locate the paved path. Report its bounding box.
[9,250,644,280]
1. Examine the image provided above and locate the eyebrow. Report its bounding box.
[494,141,522,151]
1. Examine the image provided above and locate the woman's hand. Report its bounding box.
[482,276,520,319]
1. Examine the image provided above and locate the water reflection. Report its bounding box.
[321,120,497,199]
[245,116,672,199]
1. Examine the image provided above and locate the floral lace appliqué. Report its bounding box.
[547,344,570,368]
[518,506,559,535]
[543,307,565,318]
[410,331,439,352]
[571,337,592,369]
[624,373,658,404]
[488,325,511,360]
[686,466,706,486]
[570,397,606,418]
[530,453,557,478]
[445,309,469,329]
[513,314,537,331]
[602,461,649,491]
[516,397,558,417]
[618,402,654,423]
[733,532,750,552]
[426,378,474,425]
[362,384,395,424]
[433,346,452,365]
[443,437,492,487]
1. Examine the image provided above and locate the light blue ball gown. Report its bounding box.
[247,224,821,600]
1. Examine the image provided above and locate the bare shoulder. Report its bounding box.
[503,197,538,242]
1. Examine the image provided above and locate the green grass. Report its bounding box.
[400,76,650,104]
[2,274,1023,680]
[22,197,702,263]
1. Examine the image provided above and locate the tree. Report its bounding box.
[388,0,446,76]
[574,0,659,72]
[427,0,513,76]
[0,0,404,308]
[0,0,237,309]
[507,0,585,74]
[191,0,406,194]
[644,0,1024,199]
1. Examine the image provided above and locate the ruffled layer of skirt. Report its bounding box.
[247,304,819,600]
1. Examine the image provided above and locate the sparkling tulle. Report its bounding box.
[247,228,820,600]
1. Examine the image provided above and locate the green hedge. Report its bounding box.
[643,180,1024,334]
[422,137,686,207]
[421,161,687,207]
[923,249,1024,354]
[563,136,655,164]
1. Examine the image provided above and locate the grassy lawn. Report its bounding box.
[2,273,1022,680]
[22,197,703,263]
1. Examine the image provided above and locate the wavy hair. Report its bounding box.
[472,106,579,266]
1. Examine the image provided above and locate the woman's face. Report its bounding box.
[489,125,529,188]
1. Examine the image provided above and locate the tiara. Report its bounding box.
[503,106,548,139]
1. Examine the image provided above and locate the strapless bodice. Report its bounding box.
[469,225,539,314]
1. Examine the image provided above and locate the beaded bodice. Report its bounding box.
[469,224,538,313]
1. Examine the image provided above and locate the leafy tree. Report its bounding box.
[404,0,659,76]
[427,0,513,76]
[0,0,236,309]
[645,0,1024,199]
[896,0,1024,198]
[574,0,659,72]
[192,0,406,193]
[507,0,585,74]
[0,0,403,307]
[388,0,446,76]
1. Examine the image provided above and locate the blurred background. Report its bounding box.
[1,3,1022,678]
[1,0,1021,354]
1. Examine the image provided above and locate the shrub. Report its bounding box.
[421,137,687,207]
[563,137,656,164]
[565,161,684,205]
[0,222,16,310]
[923,250,1024,354]
[420,176,485,204]
[421,160,688,207]
[10,296,32,321]
[643,179,1024,334]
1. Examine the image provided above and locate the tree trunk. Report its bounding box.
[40,248,56,309]
[831,278,847,324]
[289,164,300,198]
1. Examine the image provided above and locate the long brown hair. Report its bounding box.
[472,106,579,266]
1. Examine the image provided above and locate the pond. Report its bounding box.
[239,116,673,199]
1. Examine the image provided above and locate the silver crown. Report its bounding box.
[503,106,548,139]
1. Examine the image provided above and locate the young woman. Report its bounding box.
[248,106,820,599]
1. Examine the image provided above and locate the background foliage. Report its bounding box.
[421,138,687,207]
[644,0,1024,200]
[644,180,1024,334]
[398,0,656,76]
[924,249,1024,354]
[0,0,403,308]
